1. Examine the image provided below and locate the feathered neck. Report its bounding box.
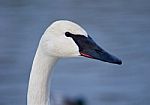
[27,46,58,105]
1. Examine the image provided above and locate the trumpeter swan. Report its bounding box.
[27,20,122,105]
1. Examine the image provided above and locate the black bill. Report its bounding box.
[65,32,122,65]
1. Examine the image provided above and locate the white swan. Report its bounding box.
[27,20,122,105]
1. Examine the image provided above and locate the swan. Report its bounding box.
[27,20,122,105]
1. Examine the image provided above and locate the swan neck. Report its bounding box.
[27,47,58,105]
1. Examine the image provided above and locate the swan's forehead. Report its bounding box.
[50,20,88,37]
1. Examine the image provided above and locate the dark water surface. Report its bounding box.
[0,0,150,105]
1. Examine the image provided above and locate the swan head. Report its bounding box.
[40,20,122,65]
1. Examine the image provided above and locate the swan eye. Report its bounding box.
[65,32,71,37]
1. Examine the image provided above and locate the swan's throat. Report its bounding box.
[27,47,58,105]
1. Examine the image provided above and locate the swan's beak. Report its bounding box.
[79,36,122,65]
[65,32,122,65]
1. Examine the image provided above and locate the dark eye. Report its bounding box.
[65,32,71,37]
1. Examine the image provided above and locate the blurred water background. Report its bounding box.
[0,0,150,105]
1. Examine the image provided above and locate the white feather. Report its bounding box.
[27,20,87,105]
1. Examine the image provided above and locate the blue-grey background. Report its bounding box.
[0,0,150,105]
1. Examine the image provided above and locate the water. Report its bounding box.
[0,0,150,105]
